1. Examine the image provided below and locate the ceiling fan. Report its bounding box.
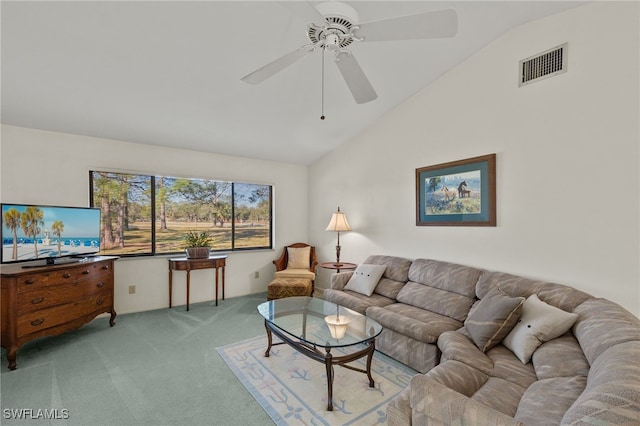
[241,2,458,107]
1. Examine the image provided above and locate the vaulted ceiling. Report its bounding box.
[1,1,584,164]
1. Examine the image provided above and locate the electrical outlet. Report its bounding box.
[128,285,136,294]
[254,271,259,279]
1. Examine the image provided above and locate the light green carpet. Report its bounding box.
[1,293,274,426]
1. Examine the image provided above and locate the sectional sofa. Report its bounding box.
[323,255,640,425]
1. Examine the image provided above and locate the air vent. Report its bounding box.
[519,43,567,87]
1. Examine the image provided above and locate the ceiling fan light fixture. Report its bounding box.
[306,2,361,49]
[324,34,340,51]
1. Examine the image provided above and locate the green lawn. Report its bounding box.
[100,221,269,255]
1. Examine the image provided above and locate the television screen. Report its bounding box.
[1,203,101,265]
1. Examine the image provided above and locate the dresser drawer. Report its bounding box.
[17,280,111,314]
[17,270,76,293]
[17,263,112,293]
[82,276,112,297]
[17,293,113,336]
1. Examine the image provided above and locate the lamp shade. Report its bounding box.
[325,207,351,232]
[325,314,351,339]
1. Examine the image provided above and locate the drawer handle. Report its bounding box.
[97,282,104,288]
[25,279,35,285]
[30,318,45,327]
[63,273,71,279]
[102,265,110,270]
[82,270,90,275]
[31,297,44,304]
[96,297,105,306]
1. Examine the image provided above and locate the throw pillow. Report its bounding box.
[286,246,310,270]
[503,294,579,364]
[343,264,387,296]
[464,287,525,352]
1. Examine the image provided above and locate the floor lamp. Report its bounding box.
[325,206,351,267]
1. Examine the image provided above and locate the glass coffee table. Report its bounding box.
[257,296,383,411]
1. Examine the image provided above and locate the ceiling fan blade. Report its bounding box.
[276,1,326,24]
[241,44,316,85]
[333,51,377,104]
[354,8,458,42]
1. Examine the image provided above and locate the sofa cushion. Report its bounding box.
[515,376,587,425]
[503,294,578,364]
[386,386,411,426]
[322,288,394,315]
[372,277,405,300]
[485,345,538,389]
[438,331,493,374]
[439,331,537,388]
[475,271,592,313]
[343,264,386,296]
[532,334,590,380]
[396,260,481,321]
[407,259,481,299]
[427,359,529,418]
[425,359,489,398]
[376,328,440,373]
[362,255,411,299]
[397,282,476,323]
[329,271,353,290]
[366,303,462,344]
[432,346,536,418]
[406,374,525,426]
[464,288,524,352]
[572,298,640,365]
[364,255,412,282]
[562,341,640,425]
[471,377,528,418]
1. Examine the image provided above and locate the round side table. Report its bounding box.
[319,262,357,274]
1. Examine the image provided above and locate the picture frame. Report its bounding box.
[416,154,496,226]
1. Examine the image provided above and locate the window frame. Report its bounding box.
[89,170,273,257]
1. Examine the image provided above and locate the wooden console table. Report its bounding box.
[168,255,227,311]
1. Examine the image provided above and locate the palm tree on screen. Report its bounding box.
[3,208,21,260]
[51,220,64,256]
[21,206,44,258]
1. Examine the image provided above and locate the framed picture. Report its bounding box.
[416,154,496,226]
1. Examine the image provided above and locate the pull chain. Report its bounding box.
[320,47,326,120]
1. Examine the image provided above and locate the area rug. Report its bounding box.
[217,335,417,425]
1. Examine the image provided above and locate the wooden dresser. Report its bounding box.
[1,256,117,369]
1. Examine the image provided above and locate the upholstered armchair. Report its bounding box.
[269,243,318,299]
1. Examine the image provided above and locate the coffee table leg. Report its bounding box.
[366,342,375,387]
[325,349,334,411]
[264,322,273,357]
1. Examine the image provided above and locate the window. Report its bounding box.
[90,171,272,256]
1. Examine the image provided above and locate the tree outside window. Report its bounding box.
[90,171,272,256]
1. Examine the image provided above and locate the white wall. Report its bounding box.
[310,2,640,316]
[0,125,309,314]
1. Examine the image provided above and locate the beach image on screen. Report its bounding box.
[2,204,101,263]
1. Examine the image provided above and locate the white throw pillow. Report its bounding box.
[503,294,579,364]
[343,264,387,296]
[286,246,310,269]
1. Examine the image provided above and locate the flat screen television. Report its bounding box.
[1,203,101,267]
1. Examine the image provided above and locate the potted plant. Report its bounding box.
[183,230,213,259]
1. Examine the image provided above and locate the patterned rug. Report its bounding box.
[217,335,417,425]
